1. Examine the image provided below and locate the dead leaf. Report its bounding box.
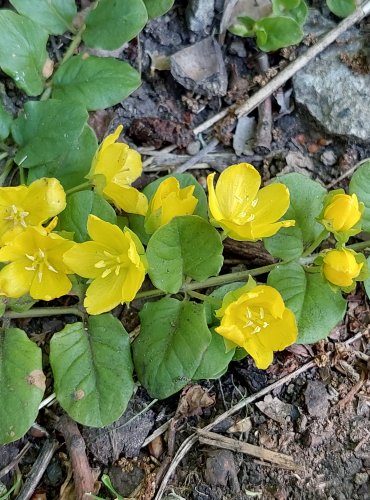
[227,417,252,434]
[175,385,215,419]
[26,370,46,391]
[256,395,293,425]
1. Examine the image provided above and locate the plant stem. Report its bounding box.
[186,290,221,306]
[40,86,52,101]
[65,181,92,196]
[60,24,86,66]
[348,239,370,252]
[18,164,26,184]
[301,229,328,257]
[3,306,85,319]
[0,159,13,186]
[0,152,8,161]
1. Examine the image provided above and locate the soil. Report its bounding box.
[0,1,369,499]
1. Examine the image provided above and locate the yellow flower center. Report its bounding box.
[24,248,58,282]
[94,250,129,278]
[244,305,270,335]
[4,204,29,228]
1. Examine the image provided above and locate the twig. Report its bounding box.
[57,415,95,500]
[326,157,370,189]
[0,442,32,480]
[197,430,304,471]
[255,53,272,154]
[143,420,172,448]
[17,439,59,500]
[173,138,220,173]
[154,332,366,499]
[338,369,367,408]
[193,1,370,136]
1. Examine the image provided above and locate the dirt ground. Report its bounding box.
[0,1,369,499]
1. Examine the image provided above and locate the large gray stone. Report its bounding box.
[293,32,370,141]
[186,0,215,33]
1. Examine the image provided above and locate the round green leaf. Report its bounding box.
[271,0,308,25]
[349,160,370,232]
[9,0,77,34]
[58,191,117,242]
[326,0,356,17]
[0,328,45,444]
[143,0,175,19]
[133,298,211,398]
[204,281,245,325]
[255,16,303,52]
[50,314,134,427]
[0,102,12,141]
[12,99,88,169]
[0,11,48,96]
[147,215,223,293]
[268,262,346,344]
[264,173,327,260]
[129,173,209,245]
[52,55,141,111]
[193,328,235,381]
[364,256,370,299]
[27,124,97,190]
[83,0,148,50]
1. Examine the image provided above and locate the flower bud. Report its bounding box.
[322,193,361,233]
[322,248,363,287]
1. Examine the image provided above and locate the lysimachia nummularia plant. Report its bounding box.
[0,123,370,444]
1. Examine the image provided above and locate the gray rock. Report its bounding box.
[303,9,335,37]
[186,0,215,33]
[229,40,247,58]
[304,380,329,417]
[171,37,228,97]
[293,31,370,141]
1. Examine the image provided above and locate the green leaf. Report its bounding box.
[12,99,88,169]
[147,216,223,293]
[193,328,235,380]
[143,0,174,19]
[27,124,97,191]
[268,262,346,344]
[52,55,141,111]
[229,16,256,37]
[364,256,370,299]
[271,0,308,25]
[7,295,37,313]
[326,0,356,17]
[0,328,45,444]
[349,160,370,232]
[204,282,245,325]
[57,191,117,242]
[264,173,327,260]
[9,0,77,34]
[129,173,209,245]
[132,298,211,398]
[0,11,48,96]
[254,16,303,52]
[83,0,148,50]
[0,102,12,141]
[50,314,134,427]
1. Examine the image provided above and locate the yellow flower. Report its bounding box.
[0,178,66,243]
[87,125,148,216]
[63,215,147,315]
[321,191,362,236]
[322,248,363,288]
[145,177,198,234]
[207,163,295,241]
[0,227,75,300]
[215,282,297,369]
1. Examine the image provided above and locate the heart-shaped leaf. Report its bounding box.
[326,0,356,17]
[52,55,141,111]
[133,298,211,398]
[9,0,77,34]
[268,262,346,344]
[349,160,370,232]
[143,0,174,19]
[0,102,12,141]
[50,314,134,427]
[83,0,148,50]
[264,173,327,260]
[193,328,235,380]
[0,328,45,444]
[255,16,303,52]
[147,215,223,293]
[0,10,48,96]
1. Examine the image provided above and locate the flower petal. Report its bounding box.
[207,172,225,223]
[251,183,291,224]
[215,163,261,219]
[0,260,34,298]
[63,241,112,278]
[103,183,148,215]
[29,267,72,300]
[84,271,126,315]
[112,149,142,186]
[24,178,66,224]
[87,215,129,253]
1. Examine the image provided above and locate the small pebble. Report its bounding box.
[186,140,201,155]
[354,472,368,485]
[321,149,337,166]
[229,40,247,58]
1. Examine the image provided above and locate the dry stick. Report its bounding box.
[255,53,272,154]
[326,157,370,188]
[193,1,370,136]
[0,442,32,480]
[154,332,365,499]
[197,430,303,471]
[17,439,59,500]
[57,415,95,500]
[173,138,220,173]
